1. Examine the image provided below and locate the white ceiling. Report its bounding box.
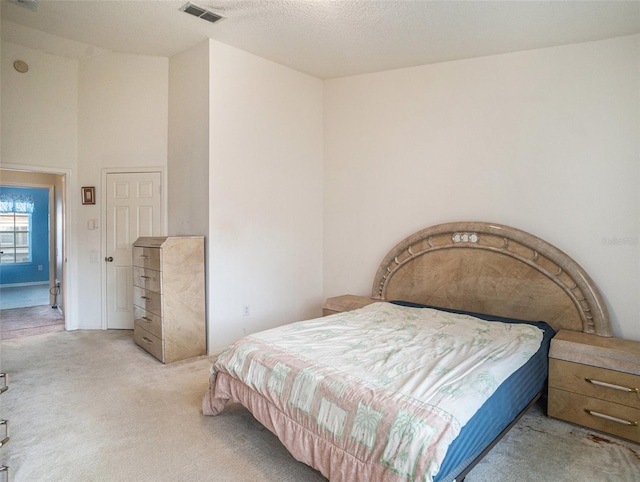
[2,0,640,79]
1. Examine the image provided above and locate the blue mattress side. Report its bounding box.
[389,301,555,482]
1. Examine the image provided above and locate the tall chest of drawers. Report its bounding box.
[548,330,640,443]
[132,236,206,363]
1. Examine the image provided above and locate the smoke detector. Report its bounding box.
[180,2,224,24]
[9,0,38,10]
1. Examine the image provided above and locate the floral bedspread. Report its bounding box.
[203,302,543,481]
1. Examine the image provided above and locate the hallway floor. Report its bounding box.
[0,305,65,339]
[0,283,51,310]
[0,284,64,339]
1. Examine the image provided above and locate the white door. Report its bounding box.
[105,172,163,329]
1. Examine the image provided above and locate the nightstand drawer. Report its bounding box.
[549,358,640,409]
[548,387,640,443]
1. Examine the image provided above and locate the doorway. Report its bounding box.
[0,169,66,338]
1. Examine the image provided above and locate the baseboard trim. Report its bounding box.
[0,281,49,289]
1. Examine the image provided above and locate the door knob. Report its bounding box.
[105,256,114,262]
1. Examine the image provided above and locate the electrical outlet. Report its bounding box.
[243,305,250,317]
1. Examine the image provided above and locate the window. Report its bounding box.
[0,191,35,264]
[0,213,31,263]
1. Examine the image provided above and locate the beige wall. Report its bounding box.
[208,40,324,352]
[1,20,2,157]
[167,40,210,348]
[324,34,640,340]
[169,40,325,353]
[76,52,168,328]
[1,27,325,344]
[1,38,79,326]
[1,41,78,169]
[168,40,209,237]
[3,21,637,345]
[1,27,169,330]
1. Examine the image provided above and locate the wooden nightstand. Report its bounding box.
[548,330,640,443]
[322,295,380,316]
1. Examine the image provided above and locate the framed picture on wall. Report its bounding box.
[81,187,95,205]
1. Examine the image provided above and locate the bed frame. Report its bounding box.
[372,221,611,336]
[206,221,613,482]
[368,221,612,481]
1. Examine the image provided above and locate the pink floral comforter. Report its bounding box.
[203,302,543,481]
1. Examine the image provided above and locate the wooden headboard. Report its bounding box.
[371,222,611,336]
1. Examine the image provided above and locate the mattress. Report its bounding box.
[203,301,553,482]
[391,302,555,481]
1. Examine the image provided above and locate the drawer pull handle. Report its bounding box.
[140,276,150,280]
[140,296,151,303]
[584,409,638,426]
[141,337,153,345]
[0,374,7,395]
[585,378,639,394]
[139,255,150,259]
[142,316,152,323]
[0,420,9,448]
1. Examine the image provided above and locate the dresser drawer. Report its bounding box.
[133,286,162,317]
[134,305,162,339]
[549,358,640,409]
[134,324,164,362]
[133,266,162,294]
[132,246,161,271]
[548,387,640,443]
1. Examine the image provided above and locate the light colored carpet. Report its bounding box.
[2,330,325,482]
[2,330,639,481]
[0,305,64,339]
[467,402,640,481]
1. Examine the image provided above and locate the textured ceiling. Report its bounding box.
[2,0,640,79]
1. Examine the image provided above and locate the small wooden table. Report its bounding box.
[548,330,640,443]
[322,294,380,316]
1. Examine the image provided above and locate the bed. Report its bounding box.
[203,221,611,481]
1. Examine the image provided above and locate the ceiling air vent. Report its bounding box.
[180,2,224,24]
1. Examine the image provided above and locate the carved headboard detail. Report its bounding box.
[371,222,611,336]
